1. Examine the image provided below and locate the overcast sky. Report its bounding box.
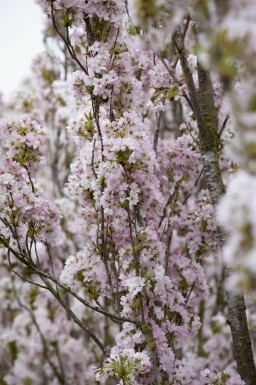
[0,0,44,99]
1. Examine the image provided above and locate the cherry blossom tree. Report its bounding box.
[0,1,256,385]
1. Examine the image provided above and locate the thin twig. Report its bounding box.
[218,114,230,138]
[50,1,88,75]
[158,189,178,228]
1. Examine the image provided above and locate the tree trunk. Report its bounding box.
[173,25,256,385]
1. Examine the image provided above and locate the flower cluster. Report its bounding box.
[0,118,60,245]
[0,117,48,173]
[95,347,151,385]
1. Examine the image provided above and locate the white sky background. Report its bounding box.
[0,0,44,100]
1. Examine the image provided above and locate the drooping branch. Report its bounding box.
[1,234,138,326]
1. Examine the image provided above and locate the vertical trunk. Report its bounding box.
[226,292,256,385]
[173,26,256,385]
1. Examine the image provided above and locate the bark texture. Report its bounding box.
[226,292,256,385]
[173,25,256,385]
